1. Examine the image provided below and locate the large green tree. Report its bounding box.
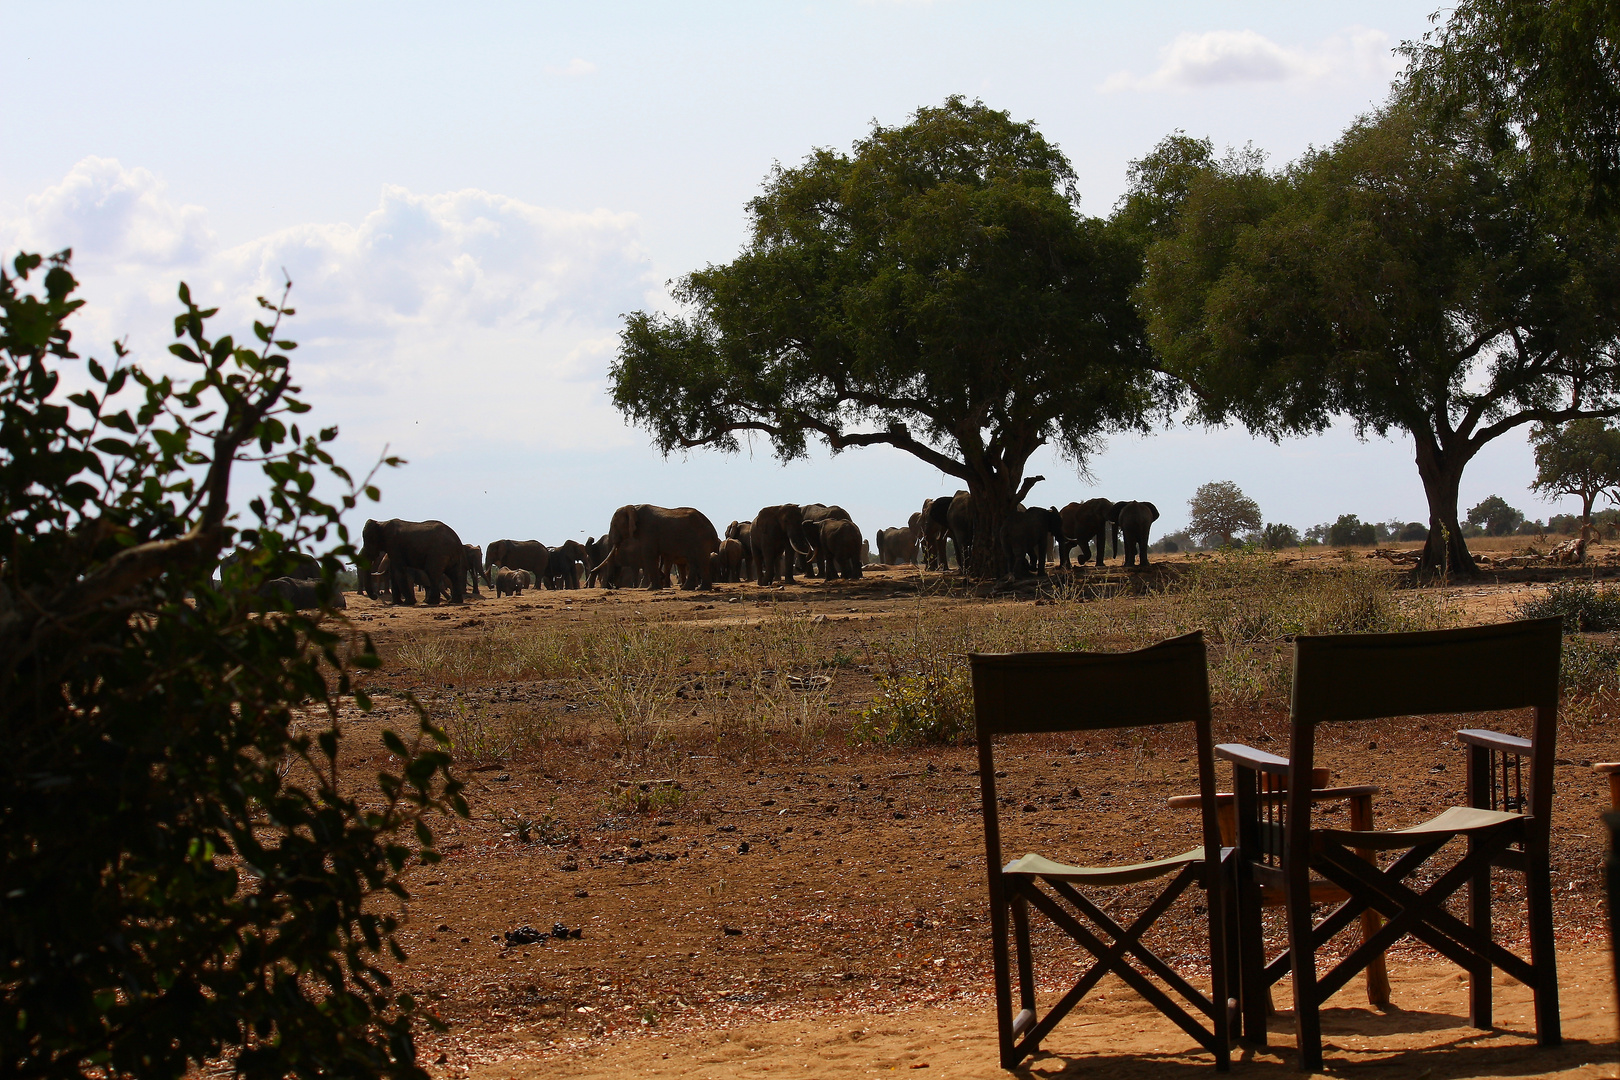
[611,97,1157,573]
[1136,103,1620,576]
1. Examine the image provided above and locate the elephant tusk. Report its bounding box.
[587,546,618,576]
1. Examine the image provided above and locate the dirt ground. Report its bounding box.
[334,556,1620,1078]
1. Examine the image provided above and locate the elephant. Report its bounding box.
[921,498,952,570]
[542,542,584,589]
[583,536,609,587]
[464,544,488,594]
[751,504,815,586]
[946,491,974,572]
[1112,501,1161,568]
[999,506,1065,578]
[221,546,320,584]
[799,504,852,577]
[495,567,526,596]
[485,540,549,589]
[255,576,345,610]
[717,537,745,582]
[360,518,467,605]
[1059,498,1117,568]
[813,517,864,579]
[591,504,720,590]
[725,520,755,582]
[877,526,918,565]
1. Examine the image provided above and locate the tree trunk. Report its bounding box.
[962,467,1045,579]
[1415,437,1478,578]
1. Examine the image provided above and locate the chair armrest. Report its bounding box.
[1457,728,1531,755]
[1215,743,1290,774]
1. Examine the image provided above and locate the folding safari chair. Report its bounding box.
[1218,618,1562,1071]
[971,631,1232,1071]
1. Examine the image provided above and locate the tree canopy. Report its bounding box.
[611,97,1158,572]
[1186,480,1262,548]
[1530,417,1620,530]
[1134,100,1620,576]
[1,251,463,1078]
[1403,0,1620,203]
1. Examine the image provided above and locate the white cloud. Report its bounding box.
[6,156,214,266]
[1102,27,1401,93]
[0,158,655,458]
[544,58,597,77]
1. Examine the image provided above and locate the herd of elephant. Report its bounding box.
[346,495,1159,606]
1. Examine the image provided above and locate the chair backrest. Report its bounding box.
[971,631,1213,737]
[1288,617,1562,838]
[970,631,1221,872]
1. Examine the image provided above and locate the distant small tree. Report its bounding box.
[1187,480,1263,548]
[1529,418,1620,538]
[1467,494,1526,536]
[1261,522,1300,549]
[1328,514,1377,547]
[1394,521,1430,542]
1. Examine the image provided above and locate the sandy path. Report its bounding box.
[446,950,1616,1079]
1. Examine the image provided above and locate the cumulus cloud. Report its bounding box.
[5,156,214,267]
[544,58,597,77]
[0,158,654,457]
[1102,27,1401,93]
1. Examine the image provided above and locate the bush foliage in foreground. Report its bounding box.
[0,252,465,1079]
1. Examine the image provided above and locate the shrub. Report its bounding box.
[1261,522,1300,549]
[0,253,464,1079]
[852,657,974,746]
[1327,514,1377,546]
[1516,581,1620,632]
[1559,634,1620,698]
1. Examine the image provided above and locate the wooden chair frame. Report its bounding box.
[972,632,1232,1071]
[1219,617,1562,1072]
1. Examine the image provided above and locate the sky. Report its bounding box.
[2,1,1569,548]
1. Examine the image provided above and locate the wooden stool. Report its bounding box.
[1594,763,1620,809]
[1169,776,1392,1008]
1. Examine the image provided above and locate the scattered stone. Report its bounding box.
[738,841,751,854]
[722,926,743,936]
[493,774,511,782]
[503,925,547,946]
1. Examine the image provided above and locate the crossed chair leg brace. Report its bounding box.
[994,863,1236,1070]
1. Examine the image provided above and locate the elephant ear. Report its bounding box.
[621,505,637,540]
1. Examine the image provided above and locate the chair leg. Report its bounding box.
[1525,855,1562,1047]
[989,887,1018,1069]
[1012,893,1039,1051]
[1236,873,1269,1046]
[1285,874,1323,1072]
[1467,847,1492,1030]
[1349,801,1390,1008]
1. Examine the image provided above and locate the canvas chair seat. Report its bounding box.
[1005,847,1207,887]
[1314,805,1523,851]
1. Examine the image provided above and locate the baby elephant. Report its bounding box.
[496,567,526,597]
[257,576,346,610]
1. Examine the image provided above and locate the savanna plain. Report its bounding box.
[331,547,1620,1080]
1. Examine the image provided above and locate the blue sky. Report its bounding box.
[3,2,1561,547]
